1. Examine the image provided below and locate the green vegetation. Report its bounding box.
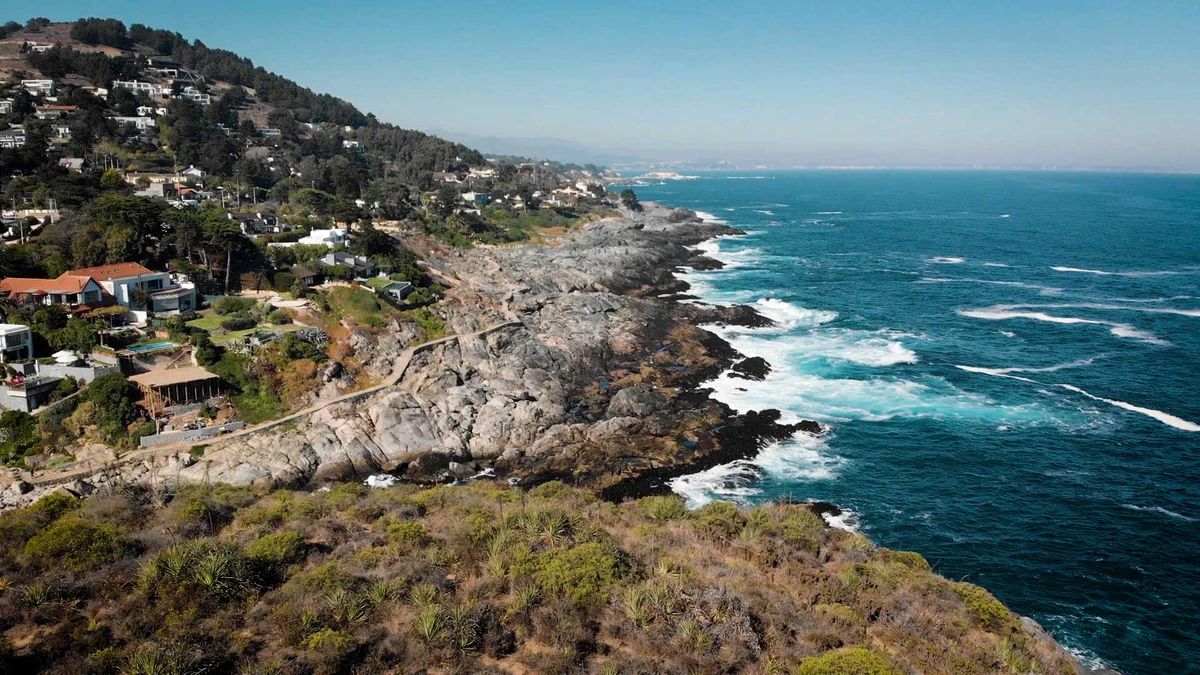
[0,482,1078,673]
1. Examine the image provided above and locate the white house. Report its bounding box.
[181,165,206,181]
[298,228,348,246]
[0,129,25,149]
[109,116,157,131]
[112,80,170,98]
[21,80,56,96]
[0,99,14,115]
[0,324,33,362]
[64,262,196,315]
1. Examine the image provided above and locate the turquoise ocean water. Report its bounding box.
[630,171,1199,673]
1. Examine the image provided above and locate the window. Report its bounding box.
[147,278,163,291]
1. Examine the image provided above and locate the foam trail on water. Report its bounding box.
[997,302,1200,318]
[1050,266,1194,277]
[928,256,966,264]
[957,308,1167,345]
[1122,504,1196,522]
[1058,385,1200,432]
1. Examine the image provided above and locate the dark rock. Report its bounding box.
[728,356,771,381]
[403,452,452,484]
[606,385,663,418]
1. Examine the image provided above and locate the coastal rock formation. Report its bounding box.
[153,204,789,492]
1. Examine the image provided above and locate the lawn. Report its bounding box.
[185,311,225,331]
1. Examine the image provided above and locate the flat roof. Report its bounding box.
[129,367,219,388]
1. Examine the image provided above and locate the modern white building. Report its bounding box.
[21,80,56,96]
[298,228,348,246]
[0,324,33,363]
[109,116,157,131]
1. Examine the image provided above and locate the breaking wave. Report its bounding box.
[1057,385,1200,432]
[956,307,1167,344]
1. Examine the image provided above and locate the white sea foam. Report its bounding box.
[957,308,1166,344]
[753,209,775,216]
[1050,266,1194,277]
[927,256,966,264]
[751,298,839,328]
[918,279,1063,294]
[692,210,727,224]
[822,509,861,532]
[1058,385,1200,432]
[1121,504,1197,522]
[669,432,839,508]
[814,211,843,215]
[983,262,1010,267]
[999,214,1012,218]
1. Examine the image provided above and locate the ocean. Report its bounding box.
[629,171,1199,674]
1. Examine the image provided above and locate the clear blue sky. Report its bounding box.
[7,1,1200,169]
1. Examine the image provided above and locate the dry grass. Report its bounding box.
[0,482,1078,674]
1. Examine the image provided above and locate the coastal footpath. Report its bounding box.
[1,204,1112,673]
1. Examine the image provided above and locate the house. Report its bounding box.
[256,128,282,138]
[50,125,71,140]
[59,157,85,172]
[34,105,76,120]
[379,281,414,303]
[178,86,211,105]
[181,165,206,181]
[434,171,462,183]
[460,191,490,206]
[0,324,32,362]
[0,274,106,310]
[298,228,347,246]
[237,212,287,236]
[112,80,169,98]
[318,251,377,278]
[0,374,62,412]
[342,140,360,149]
[109,116,157,131]
[21,80,56,96]
[26,42,56,53]
[64,262,197,315]
[290,265,320,288]
[0,99,12,115]
[468,167,496,179]
[134,183,168,199]
[0,129,26,149]
[136,106,168,117]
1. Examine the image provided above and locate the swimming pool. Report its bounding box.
[126,341,179,353]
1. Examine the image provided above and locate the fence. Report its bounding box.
[139,421,246,448]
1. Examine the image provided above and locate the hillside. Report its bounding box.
[0,481,1081,674]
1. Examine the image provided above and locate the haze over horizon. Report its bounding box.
[8,1,1200,171]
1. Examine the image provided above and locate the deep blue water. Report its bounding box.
[633,171,1199,674]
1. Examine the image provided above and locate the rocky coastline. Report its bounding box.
[0,201,1115,673]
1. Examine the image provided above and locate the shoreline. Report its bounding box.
[644,204,1119,675]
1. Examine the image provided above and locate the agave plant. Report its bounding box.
[23,581,52,607]
[621,586,654,628]
[365,579,401,608]
[414,605,445,644]
[447,604,480,653]
[408,583,439,610]
[325,587,369,625]
[122,644,200,675]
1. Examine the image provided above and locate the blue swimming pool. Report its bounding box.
[126,341,179,353]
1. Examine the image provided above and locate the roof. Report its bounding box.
[64,262,155,281]
[291,265,318,278]
[35,105,76,111]
[129,367,219,388]
[0,274,95,295]
[0,323,30,334]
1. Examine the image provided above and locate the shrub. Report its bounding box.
[266,309,292,325]
[0,410,41,465]
[793,647,900,675]
[245,531,306,567]
[534,542,622,607]
[527,480,572,500]
[301,628,356,654]
[875,549,931,572]
[638,495,690,521]
[694,501,745,540]
[220,316,258,331]
[213,296,257,315]
[25,518,121,571]
[28,491,81,520]
[387,521,431,553]
[953,582,1018,634]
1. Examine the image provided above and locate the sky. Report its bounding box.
[7,1,1200,169]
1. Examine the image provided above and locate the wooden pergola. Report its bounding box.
[129,367,222,406]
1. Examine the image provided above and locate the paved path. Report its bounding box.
[24,317,524,488]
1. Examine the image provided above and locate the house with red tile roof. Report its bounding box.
[0,274,106,309]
